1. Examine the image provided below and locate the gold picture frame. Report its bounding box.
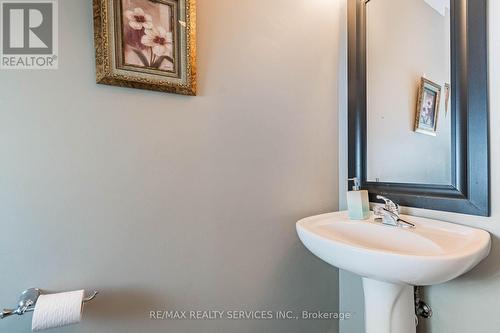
[93,0,196,95]
[414,78,441,136]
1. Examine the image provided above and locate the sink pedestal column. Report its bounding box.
[362,278,415,333]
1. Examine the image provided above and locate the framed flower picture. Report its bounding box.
[93,0,196,95]
[414,78,441,136]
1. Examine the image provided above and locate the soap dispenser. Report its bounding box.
[347,177,370,220]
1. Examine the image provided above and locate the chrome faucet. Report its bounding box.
[373,195,415,229]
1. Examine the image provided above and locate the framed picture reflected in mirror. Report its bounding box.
[414,78,441,136]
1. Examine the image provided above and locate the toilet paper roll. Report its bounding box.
[32,290,85,332]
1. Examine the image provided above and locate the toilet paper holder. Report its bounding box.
[0,288,99,319]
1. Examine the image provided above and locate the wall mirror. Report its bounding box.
[348,0,490,216]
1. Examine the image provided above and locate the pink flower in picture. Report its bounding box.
[141,27,173,57]
[125,7,153,30]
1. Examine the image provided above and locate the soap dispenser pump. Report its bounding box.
[347,177,370,220]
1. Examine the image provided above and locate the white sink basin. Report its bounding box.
[297,211,490,333]
[297,211,490,285]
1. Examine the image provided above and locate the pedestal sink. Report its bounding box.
[296,211,490,333]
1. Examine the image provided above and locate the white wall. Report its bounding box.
[339,1,500,332]
[0,1,342,332]
[366,0,452,185]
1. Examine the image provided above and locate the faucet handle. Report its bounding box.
[376,195,399,214]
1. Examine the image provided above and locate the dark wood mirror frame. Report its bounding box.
[348,0,490,216]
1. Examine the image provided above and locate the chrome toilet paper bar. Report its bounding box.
[0,288,98,319]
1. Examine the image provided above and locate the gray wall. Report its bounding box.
[0,1,341,332]
[339,1,500,332]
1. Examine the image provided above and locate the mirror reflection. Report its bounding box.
[366,0,452,185]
